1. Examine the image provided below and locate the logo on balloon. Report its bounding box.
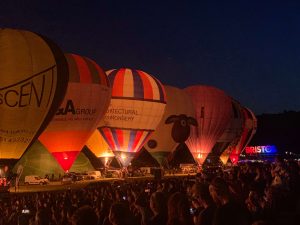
[104,106,139,122]
[0,66,56,108]
[56,99,97,116]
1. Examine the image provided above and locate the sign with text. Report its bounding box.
[245,145,277,154]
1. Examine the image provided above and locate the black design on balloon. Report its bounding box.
[165,114,198,143]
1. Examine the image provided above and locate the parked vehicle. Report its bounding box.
[24,176,49,185]
[86,170,101,179]
[105,169,121,178]
[61,173,79,184]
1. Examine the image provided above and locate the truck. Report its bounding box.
[24,175,49,185]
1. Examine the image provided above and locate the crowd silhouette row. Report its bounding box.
[1,158,300,225]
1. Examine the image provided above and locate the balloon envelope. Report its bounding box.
[98,68,166,166]
[229,107,257,164]
[0,28,68,159]
[184,85,232,165]
[144,85,195,165]
[39,54,111,171]
[207,99,244,165]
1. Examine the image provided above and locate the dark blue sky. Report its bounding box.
[1,0,299,115]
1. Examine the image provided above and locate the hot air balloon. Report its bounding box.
[206,99,244,165]
[229,107,257,164]
[98,68,166,167]
[184,85,232,165]
[39,54,111,172]
[85,129,115,167]
[144,86,197,166]
[0,28,68,160]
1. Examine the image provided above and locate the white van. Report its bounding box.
[24,175,49,185]
[86,171,101,179]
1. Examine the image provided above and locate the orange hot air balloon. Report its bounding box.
[229,107,257,164]
[206,98,244,165]
[184,85,232,165]
[0,28,68,160]
[85,129,115,167]
[144,85,197,165]
[98,68,166,167]
[39,54,111,171]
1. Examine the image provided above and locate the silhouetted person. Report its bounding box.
[71,205,98,225]
[192,183,216,225]
[209,177,251,225]
[148,191,168,225]
[167,192,194,225]
[109,203,137,225]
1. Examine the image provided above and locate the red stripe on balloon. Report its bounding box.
[103,128,117,151]
[112,69,125,97]
[138,71,153,100]
[116,129,124,150]
[131,131,143,152]
[72,54,92,83]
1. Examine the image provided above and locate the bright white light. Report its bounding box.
[197,153,203,159]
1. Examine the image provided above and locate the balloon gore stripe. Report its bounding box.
[107,68,166,103]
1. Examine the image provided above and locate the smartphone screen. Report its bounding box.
[22,209,30,214]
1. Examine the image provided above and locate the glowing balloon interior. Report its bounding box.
[39,53,111,171]
[0,28,69,159]
[98,68,166,167]
[184,85,232,165]
[86,129,115,166]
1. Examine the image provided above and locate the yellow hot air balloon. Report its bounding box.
[39,54,111,172]
[98,68,166,167]
[0,28,68,159]
[85,128,115,167]
[144,85,197,165]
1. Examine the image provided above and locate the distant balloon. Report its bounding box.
[229,107,257,164]
[144,86,196,165]
[184,85,232,165]
[98,68,166,167]
[207,99,244,165]
[0,28,68,159]
[85,128,115,167]
[39,53,111,171]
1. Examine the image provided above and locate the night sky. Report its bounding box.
[1,0,300,115]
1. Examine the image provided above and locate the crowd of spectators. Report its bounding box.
[0,157,299,225]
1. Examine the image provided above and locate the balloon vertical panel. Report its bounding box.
[39,54,111,171]
[0,29,68,159]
